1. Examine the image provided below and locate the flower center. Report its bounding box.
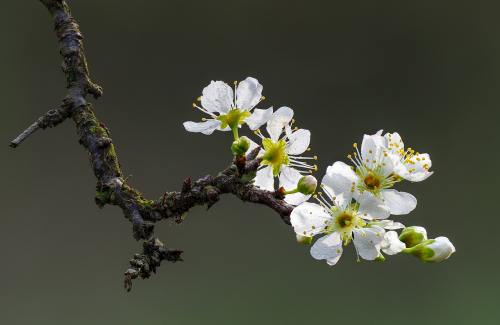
[328,209,364,245]
[363,174,381,190]
[217,108,251,130]
[261,138,290,176]
[335,212,355,229]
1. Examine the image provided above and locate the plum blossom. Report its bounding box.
[252,107,317,205]
[290,189,393,265]
[322,130,418,217]
[183,77,272,137]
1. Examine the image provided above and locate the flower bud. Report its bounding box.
[403,237,456,263]
[296,234,313,245]
[296,175,317,195]
[399,226,427,248]
[231,136,250,156]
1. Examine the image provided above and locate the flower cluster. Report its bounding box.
[184,77,318,205]
[184,77,455,266]
[291,130,455,265]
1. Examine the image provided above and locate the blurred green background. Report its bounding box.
[1,0,499,324]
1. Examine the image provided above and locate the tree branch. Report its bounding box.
[11,0,294,290]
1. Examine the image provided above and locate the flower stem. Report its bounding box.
[284,188,299,195]
[232,126,239,140]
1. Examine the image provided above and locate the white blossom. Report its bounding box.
[290,190,391,265]
[322,130,418,217]
[252,107,317,205]
[183,77,272,136]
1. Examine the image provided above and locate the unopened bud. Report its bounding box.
[296,234,313,245]
[403,237,456,263]
[399,226,427,248]
[231,136,250,156]
[296,175,317,195]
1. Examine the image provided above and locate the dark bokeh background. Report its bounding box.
[1,1,499,324]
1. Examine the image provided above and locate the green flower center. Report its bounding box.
[217,109,251,130]
[261,138,290,176]
[326,207,365,245]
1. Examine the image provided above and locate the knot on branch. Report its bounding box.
[124,238,183,292]
[38,108,70,129]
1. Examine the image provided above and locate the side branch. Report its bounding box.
[10,107,69,148]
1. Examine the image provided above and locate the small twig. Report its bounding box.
[10,121,40,148]
[10,107,70,147]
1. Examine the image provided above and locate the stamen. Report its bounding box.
[254,130,264,139]
[291,155,317,160]
[317,192,333,208]
[193,103,216,118]
[313,194,332,209]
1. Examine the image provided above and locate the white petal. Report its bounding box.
[352,226,385,260]
[279,166,302,190]
[361,132,387,170]
[426,237,456,262]
[245,107,273,130]
[201,80,234,114]
[280,166,310,206]
[326,255,342,266]
[380,151,399,176]
[374,220,405,230]
[266,106,294,141]
[381,231,406,255]
[254,166,274,191]
[286,129,311,155]
[402,153,433,182]
[235,77,263,110]
[404,170,434,182]
[183,120,221,135]
[321,161,358,207]
[291,202,332,237]
[357,191,390,220]
[310,232,343,264]
[385,132,404,154]
[381,189,417,215]
[285,192,310,206]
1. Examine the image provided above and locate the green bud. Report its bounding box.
[375,254,386,262]
[403,237,456,263]
[399,226,427,248]
[296,175,317,195]
[296,234,313,245]
[231,136,251,156]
